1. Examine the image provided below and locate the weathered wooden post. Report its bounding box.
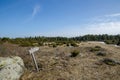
[29,47,39,72]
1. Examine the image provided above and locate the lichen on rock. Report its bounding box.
[0,56,25,80]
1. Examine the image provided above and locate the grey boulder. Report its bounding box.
[0,56,24,80]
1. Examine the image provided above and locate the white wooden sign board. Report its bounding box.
[29,47,39,72]
[29,47,39,54]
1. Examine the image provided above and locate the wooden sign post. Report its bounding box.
[29,47,39,72]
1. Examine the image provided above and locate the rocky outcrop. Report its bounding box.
[0,56,24,80]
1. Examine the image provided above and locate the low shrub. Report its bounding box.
[95,46,101,48]
[70,42,78,47]
[90,46,101,52]
[96,52,106,56]
[104,40,117,44]
[1,37,10,42]
[102,58,116,66]
[57,78,65,80]
[70,50,80,57]
[66,43,70,46]
[52,43,57,48]
[38,42,43,46]
[20,41,33,47]
[117,40,120,46]
[90,48,100,52]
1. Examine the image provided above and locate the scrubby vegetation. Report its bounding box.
[0,40,120,80]
[117,40,120,45]
[101,58,118,66]
[0,34,120,47]
[70,50,80,57]
[90,46,102,52]
[96,52,106,56]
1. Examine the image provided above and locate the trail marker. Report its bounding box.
[29,47,39,72]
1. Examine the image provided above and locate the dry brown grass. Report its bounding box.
[0,41,120,80]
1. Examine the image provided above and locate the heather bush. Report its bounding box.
[70,50,80,57]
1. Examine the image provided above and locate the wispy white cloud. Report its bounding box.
[83,21,120,35]
[82,13,120,35]
[24,4,40,23]
[105,13,120,17]
[81,13,120,35]
[57,13,120,37]
[32,4,40,17]
[90,13,120,24]
[24,13,120,37]
[26,21,120,37]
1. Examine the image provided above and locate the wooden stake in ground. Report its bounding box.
[29,47,39,72]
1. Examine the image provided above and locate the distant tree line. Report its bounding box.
[0,34,120,46]
[73,34,120,45]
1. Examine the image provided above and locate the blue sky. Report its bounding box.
[0,0,120,37]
